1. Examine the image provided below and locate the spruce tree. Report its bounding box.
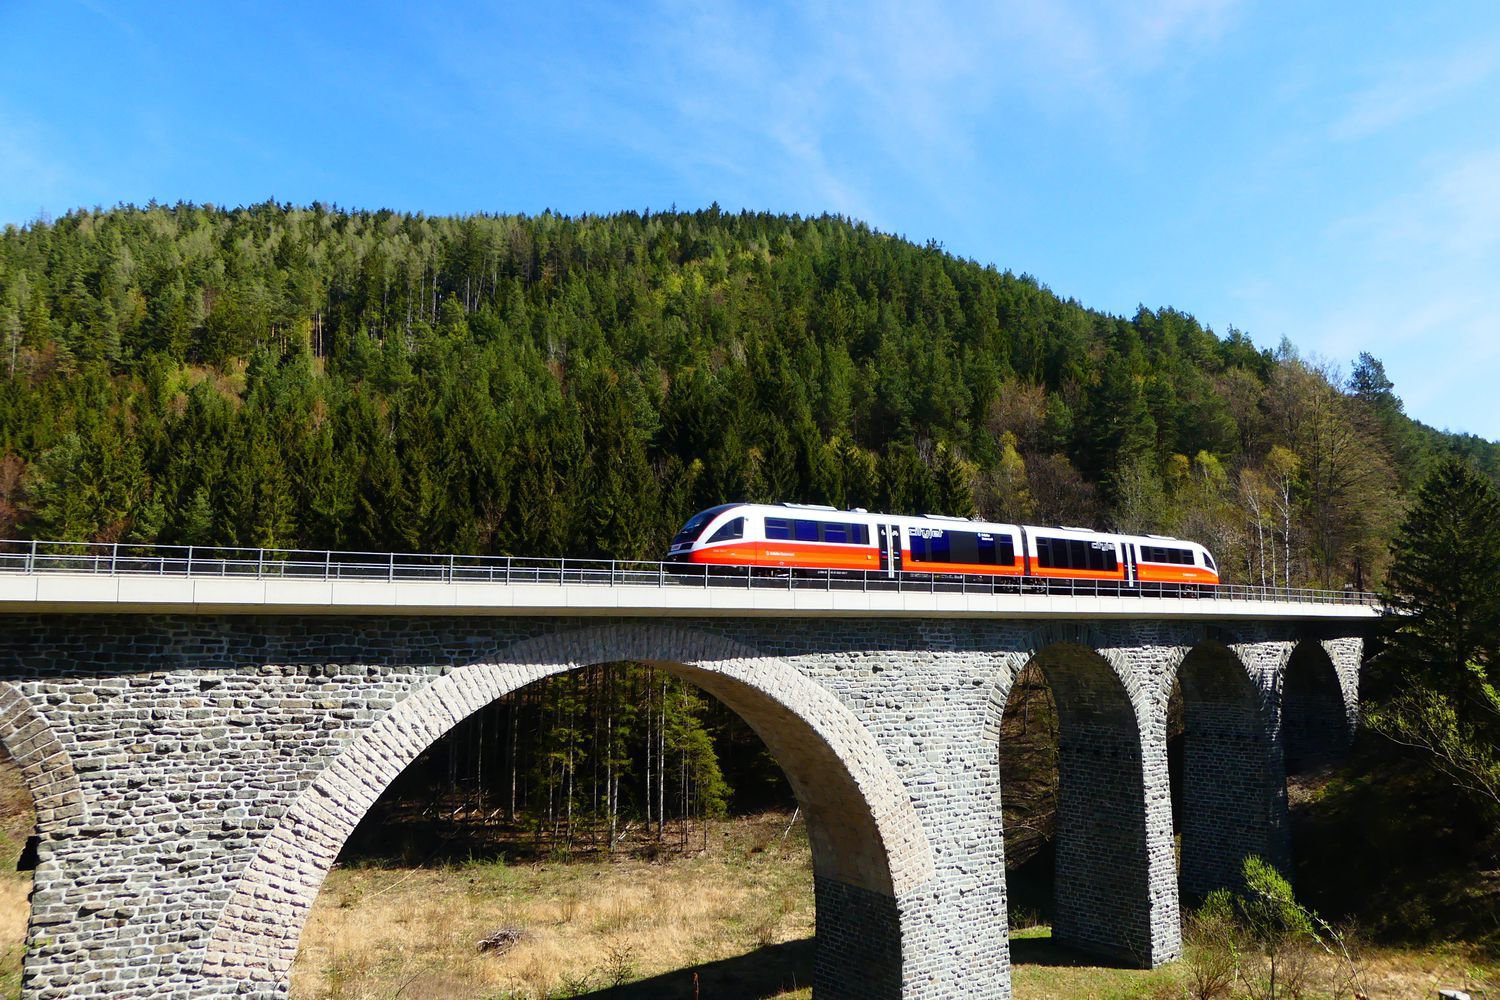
[1381,457,1500,691]
[1370,457,1500,817]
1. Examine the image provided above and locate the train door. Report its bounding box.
[877,524,903,578]
[1126,543,1138,587]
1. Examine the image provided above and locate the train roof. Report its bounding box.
[684,502,1207,547]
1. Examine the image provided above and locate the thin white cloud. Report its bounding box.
[1292,142,1500,436]
[1430,146,1500,257]
[606,0,1244,225]
[1118,0,1240,64]
[1332,143,1500,264]
[1330,41,1500,142]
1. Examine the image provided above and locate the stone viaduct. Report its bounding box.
[0,564,1374,999]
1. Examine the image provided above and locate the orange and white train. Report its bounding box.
[665,502,1220,586]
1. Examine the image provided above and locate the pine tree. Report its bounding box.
[1368,458,1500,817]
[1381,457,1500,691]
[931,443,977,518]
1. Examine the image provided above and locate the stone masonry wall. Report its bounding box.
[1177,642,1275,897]
[0,614,1364,999]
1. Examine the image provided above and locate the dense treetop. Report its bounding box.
[0,202,1494,587]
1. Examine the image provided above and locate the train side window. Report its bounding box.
[794,519,819,542]
[707,518,744,543]
[824,522,848,544]
[766,518,790,540]
[949,531,979,563]
[930,533,951,562]
[1035,536,1062,568]
[910,534,928,560]
[999,536,1017,564]
[977,534,996,564]
[852,524,870,545]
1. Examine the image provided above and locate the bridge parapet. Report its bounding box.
[0,539,1380,622]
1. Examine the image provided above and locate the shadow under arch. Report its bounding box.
[1281,640,1349,774]
[1007,640,1175,967]
[1171,640,1283,897]
[202,622,934,1000]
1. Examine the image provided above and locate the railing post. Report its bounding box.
[449,554,455,584]
[109,542,118,576]
[26,538,35,575]
[389,552,395,583]
[258,549,264,579]
[325,550,332,581]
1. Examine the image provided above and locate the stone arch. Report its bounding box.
[0,682,89,1000]
[1000,638,1180,967]
[1170,641,1282,895]
[1281,640,1350,773]
[0,681,88,834]
[202,622,934,999]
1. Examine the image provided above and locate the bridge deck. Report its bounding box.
[0,540,1379,621]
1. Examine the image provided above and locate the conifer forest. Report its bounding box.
[2,202,1497,855]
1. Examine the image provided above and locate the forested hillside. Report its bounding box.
[1,202,1495,590]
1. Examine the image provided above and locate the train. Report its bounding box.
[665,502,1220,586]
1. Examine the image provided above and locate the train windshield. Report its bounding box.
[670,505,738,549]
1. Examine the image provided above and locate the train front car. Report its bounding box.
[1121,534,1221,586]
[665,503,882,574]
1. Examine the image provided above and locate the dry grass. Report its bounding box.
[293,803,1496,1000]
[0,878,26,1000]
[0,749,31,1000]
[1010,925,1495,1000]
[1354,941,1495,999]
[293,813,814,999]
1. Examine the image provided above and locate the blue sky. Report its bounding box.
[3,1,1499,439]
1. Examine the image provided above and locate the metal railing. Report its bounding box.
[0,538,1380,607]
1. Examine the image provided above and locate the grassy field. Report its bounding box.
[289,811,1496,1000]
[0,749,33,1000]
[294,813,816,1000]
[0,747,1493,998]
